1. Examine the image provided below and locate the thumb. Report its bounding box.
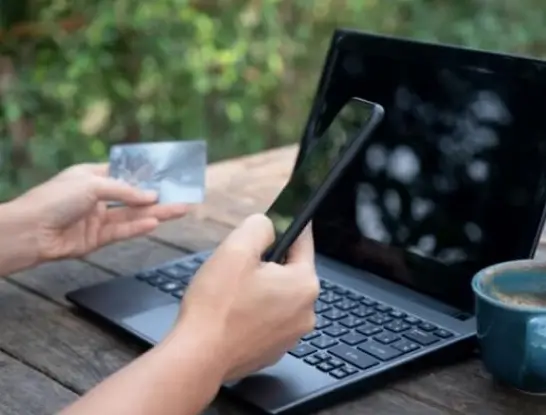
[91,177,158,206]
[216,213,276,262]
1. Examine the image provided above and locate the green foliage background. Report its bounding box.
[0,0,545,199]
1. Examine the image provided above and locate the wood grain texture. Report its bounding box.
[0,350,77,415]
[150,216,232,252]
[0,279,139,394]
[84,236,185,276]
[9,259,115,306]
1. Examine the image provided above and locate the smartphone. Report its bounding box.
[263,97,385,263]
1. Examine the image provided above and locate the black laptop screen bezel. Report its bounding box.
[297,29,546,312]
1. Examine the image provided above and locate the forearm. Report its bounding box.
[60,326,224,415]
[0,201,40,276]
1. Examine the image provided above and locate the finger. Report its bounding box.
[217,213,275,261]
[285,222,315,265]
[85,163,109,176]
[99,217,159,245]
[91,177,158,206]
[74,163,110,176]
[106,203,189,223]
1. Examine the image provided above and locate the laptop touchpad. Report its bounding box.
[122,303,180,344]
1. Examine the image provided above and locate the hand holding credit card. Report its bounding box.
[109,140,207,204]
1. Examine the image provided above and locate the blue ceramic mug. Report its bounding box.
[472,259,546,394]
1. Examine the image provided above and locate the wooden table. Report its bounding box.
[2,145,546,415]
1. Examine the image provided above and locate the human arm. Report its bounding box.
[60,214,319,415]
[0,163,188,276]
[0,200,42,276]
[59,327,224,415]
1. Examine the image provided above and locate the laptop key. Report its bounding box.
[357,325,382,337]
[358,341,402,361]
[174,261,195,271]
[304,355,321,365]
[314,352,331,361]
[339,315,367,329]
[347,292,363,301]
[374,332,400,345]
[335,299,359,311]
[310,335,338,349]
[317,362,335,372]
[343,365,358,375]
[289,344,317,358]
[384,321,411,333]
[320,292,344,304]
[368,314,393,325]
[404,316,421,325]
[159,266,186,280]
[332,287,348,295]
[147,275,169,287]
[135,271,155,281]
[159,281,182,293]
[324,324,349,338]
[172,288,185,299]
[389,310,406,319]
[320,280,335,290]
[375,303,392,313]
[340,332,367,346]
[434,329,454,339]
[392,339,421,354]
[329,344,379,370]
[314,300,331,314]
[315,316,333,330]
[351,306,376,318]
[330,368,350,379]
[404,329,440,346]
[322,309,348,321]
[360,297,376,307]
[418,322,437,332]
[302,330,321,341]
[192,254,208,264]
[328,357,345,368]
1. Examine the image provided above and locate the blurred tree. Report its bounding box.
[0,0,544,199]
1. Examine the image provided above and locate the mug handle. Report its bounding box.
[525,316,546,381]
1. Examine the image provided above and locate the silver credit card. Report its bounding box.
[109,140,207,204]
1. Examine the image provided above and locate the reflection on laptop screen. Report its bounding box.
[305,32,546,311]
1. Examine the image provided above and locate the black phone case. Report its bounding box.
[265,99,385,263]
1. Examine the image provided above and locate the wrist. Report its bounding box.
[0,200,41,275]
[158,319,227,390]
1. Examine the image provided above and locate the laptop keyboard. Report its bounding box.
[133,253,456,382]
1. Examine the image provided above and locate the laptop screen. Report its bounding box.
[300,30,546,311]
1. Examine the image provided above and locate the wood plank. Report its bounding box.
[307,390,450,415]
[392,360,545,415]
[8,259,114,306]
[150,216,231,252]
[192,145,297,228]
[205,145,297,192]
[0,279,139,394]
[0,350,77,415]
[84,236,185,276]
[4,259,453,414]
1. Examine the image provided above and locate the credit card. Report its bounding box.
[109,140,207,204]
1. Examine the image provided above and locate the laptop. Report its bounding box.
[67,29,546,414]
